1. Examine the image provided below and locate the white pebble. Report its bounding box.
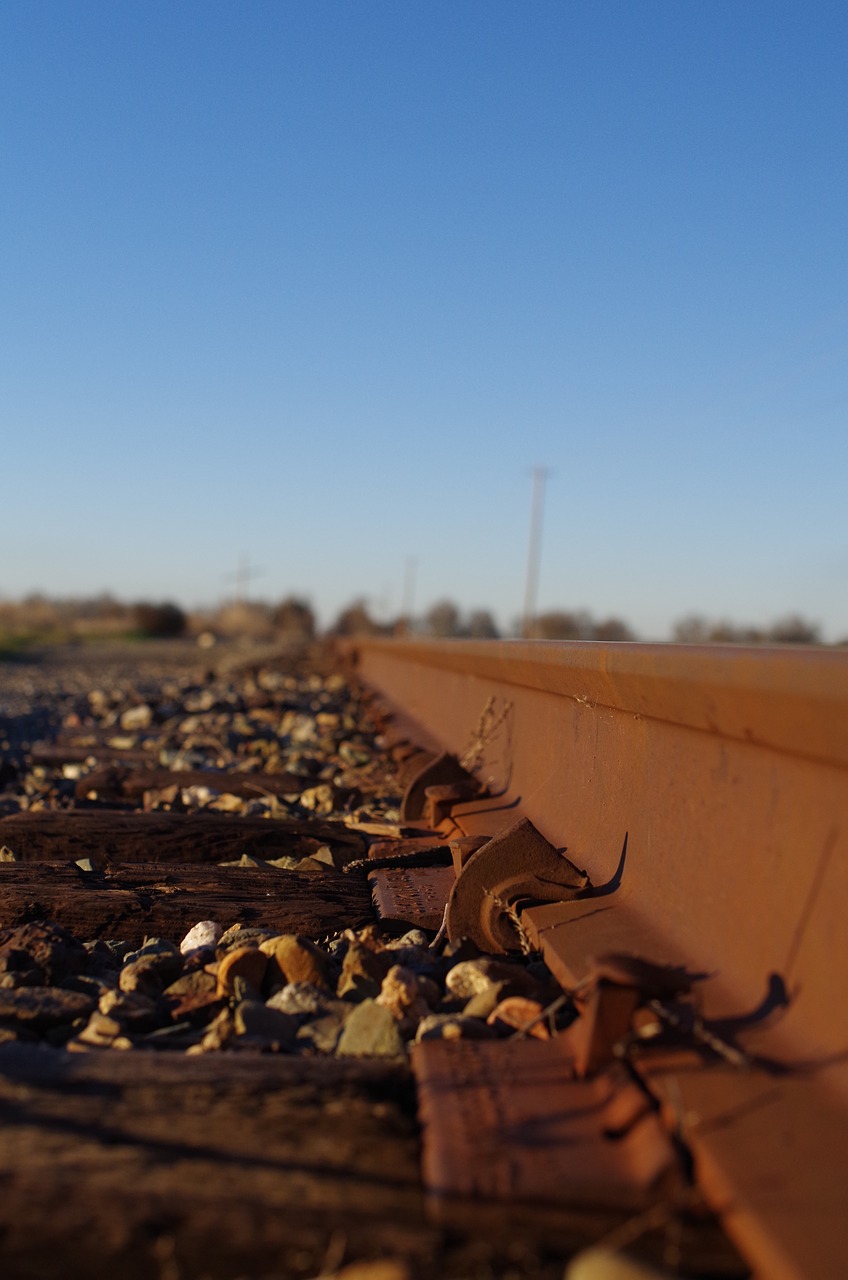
[180,920,223,956]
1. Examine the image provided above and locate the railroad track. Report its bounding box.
[0,639,844,1278]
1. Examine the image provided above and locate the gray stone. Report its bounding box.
[386,929,431,950]
[380,943,445,981]
[233,1000,297,1048]
[122,938,182,985]
[462,981,512,1019]
[99,987,160,1030]
[217,924,276,955]
[336,999,406,1058]
[295,1011,348,1054]
[267,982,330,1018]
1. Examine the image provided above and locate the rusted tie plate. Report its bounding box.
[413,1037,680,1219]
[367,834,493,933]
[366,837,457,932]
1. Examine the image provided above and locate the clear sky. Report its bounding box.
[1,1,846,639]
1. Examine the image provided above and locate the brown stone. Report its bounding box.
[486,997,551,1039]
[98,988,160,1031]
[119,957,166,998]
[216,946,267,998]
[262,935,331,992]
[0,920,88,988]
[0,986,95,1029]
[337,939,393,1002]
[164,970,217,999]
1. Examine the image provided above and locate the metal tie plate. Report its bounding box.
[413,1037,680,1214]
[369,865,456,931]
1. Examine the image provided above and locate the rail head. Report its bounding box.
[344,637,848,770]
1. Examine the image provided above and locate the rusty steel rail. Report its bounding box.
[345,637,848,1280]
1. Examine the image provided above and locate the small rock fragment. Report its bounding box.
[296,1011,349,1054]
[414,1013,497,1043]
[120,704,153,731]
[75,1011,125,1048]
[180,920,223,956]
[216,924,275,955]
[565,1247,674,1280]
[191,1007,235,1052]
[486,996,551,1039]
[462,981,512,1020]
[122,938,182,984]
[216,946,267,998]
[330,1263,412,1280]
[386,929,431,950]
[119,957,167,998]
[233,999,298,1048]
[262,935,332,992]
[163,970,217,999]
[337,939,393,1002]
[376,965,432,1036]
[445,958,538,1000]
[99,987,160,1030]
[0,920,88,988]
[336,999,405,1058]
[266,982,330,1018]
[0,986,95,1029]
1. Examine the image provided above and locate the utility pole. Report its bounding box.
[522,467,550,638]
[401,556,418,624]
[223,554,264,606]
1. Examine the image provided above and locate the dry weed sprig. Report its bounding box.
[460,696,513,774]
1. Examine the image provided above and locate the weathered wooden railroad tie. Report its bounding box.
[4,638,841,1278]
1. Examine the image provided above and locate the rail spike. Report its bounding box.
[445,816,591,954]
[400,751,480,822]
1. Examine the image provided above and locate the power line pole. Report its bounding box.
[401,556,418,623]
[223,554,264,605]
[522,466,551,638]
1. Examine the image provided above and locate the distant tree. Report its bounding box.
[272,596,315,640]
[331,599,379,636]
[467,609,500,639]
[75,593,127,621]
[768,614,821,645]
[425,600,463,638]
[528,610,594,641]
[706,620,749,644]
[132,601,186,638]
[673,614,822,645]
[672,615,766,644]
[212,601,274,640]
[672,615,711,644]
[592,617,635,642]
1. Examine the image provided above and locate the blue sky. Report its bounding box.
[1,1,846,639]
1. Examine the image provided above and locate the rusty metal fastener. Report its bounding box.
[445,816,591,954]
[400,752,480,822]
[424,781,481,828]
